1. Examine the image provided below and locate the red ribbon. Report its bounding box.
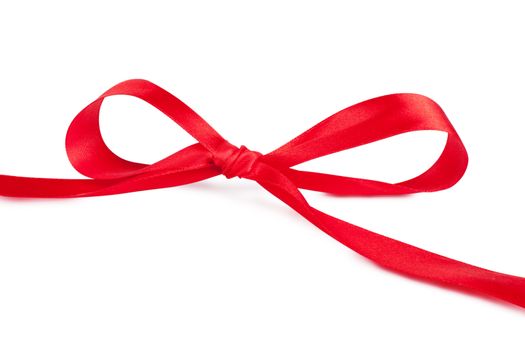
[1,79,524,308]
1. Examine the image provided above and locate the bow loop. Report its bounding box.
[264,93,468,195]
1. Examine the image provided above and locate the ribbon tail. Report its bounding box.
[254,163,525,309]
[0,143,220,198]
[310,208,525,308]
[0,175,116,198]
[0,166,219,198]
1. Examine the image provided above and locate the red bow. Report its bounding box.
[1,79,524,308]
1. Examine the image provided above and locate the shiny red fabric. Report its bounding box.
[1,79,524,308]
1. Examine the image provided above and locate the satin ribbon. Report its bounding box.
[1,79,524,308]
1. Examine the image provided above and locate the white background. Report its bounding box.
[0,1,524,349]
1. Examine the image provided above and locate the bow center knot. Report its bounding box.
[213,144,262,179]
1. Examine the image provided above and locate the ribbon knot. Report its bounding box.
[1,79,525,309]
[213,145,262,179]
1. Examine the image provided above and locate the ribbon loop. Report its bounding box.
[1,79,524,309]
[264,93,468,195]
